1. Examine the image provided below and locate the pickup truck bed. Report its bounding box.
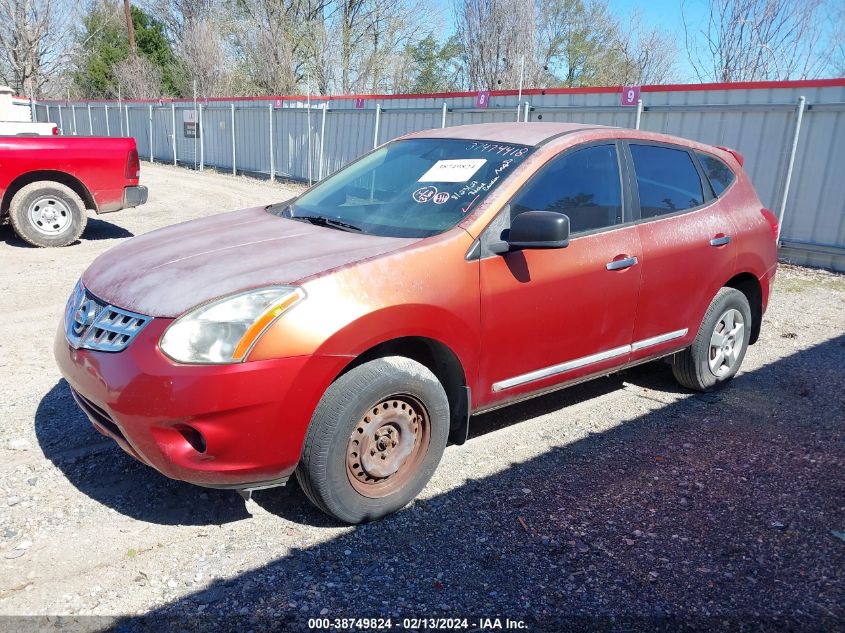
[0,136,147,247]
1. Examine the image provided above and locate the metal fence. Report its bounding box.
[35,79,845,271]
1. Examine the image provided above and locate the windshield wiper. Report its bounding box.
[293,214,364,233]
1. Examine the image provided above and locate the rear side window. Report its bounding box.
[511,144,622,234]
[696,152,735,196]
[630,144,703,219]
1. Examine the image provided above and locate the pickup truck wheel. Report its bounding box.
[9,181,87,247]
[296,356,449,524]
[672,287,752,392]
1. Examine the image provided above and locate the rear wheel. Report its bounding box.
[296,356,449,523]
[672,287,752,392]
[9,181,87,247]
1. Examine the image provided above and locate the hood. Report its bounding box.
[82,206,418,317]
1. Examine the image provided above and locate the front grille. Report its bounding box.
[64,282,151,353]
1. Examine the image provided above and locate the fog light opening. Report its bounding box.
[177,425,207,454]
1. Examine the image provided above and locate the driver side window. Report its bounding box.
[510,144,623,235]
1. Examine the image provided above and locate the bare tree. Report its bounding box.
[0,0,73,96]
[174,17,234,96]
[112,54,162,98]
[613,11,677,85]
[684,0,833,81]
[455,0,535,90]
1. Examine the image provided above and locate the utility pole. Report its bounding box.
[123,0,137,57]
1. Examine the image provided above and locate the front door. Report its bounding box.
[477,143,642,408]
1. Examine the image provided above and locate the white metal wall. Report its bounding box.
[35,83,845,270]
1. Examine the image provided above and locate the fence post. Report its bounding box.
[523,101,530,122]
[269,104,275,182]
[373,102,381,149]
[71,105,76,135]
[231,103,236,176]
[318,102,328,180]
[58,106,63,135]
[441,102,448,128]
[776,96,806,243]
[104,105,110,136]
[171,102,177,165]
[125,104,130,140]
[87,103,93,135]
[199,104,205,172]
[149,104,154,162]
[635,99,643,130]
[45,104,50,126]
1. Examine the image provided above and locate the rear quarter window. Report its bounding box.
[696,152,736,196]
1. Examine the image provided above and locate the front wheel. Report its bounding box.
[672,287,752,392]
[296,356,449,523]
[8,181,87,247]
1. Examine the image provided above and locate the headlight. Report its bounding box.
[159,286,305,364]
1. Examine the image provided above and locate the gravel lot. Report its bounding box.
[1,163,843,632]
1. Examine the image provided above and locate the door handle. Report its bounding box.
[606,256,638,271]
[710,235,732,247]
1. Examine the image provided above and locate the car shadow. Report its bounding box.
[34,380,250,526]
[84,216,134,240]
[110,336,844,631]
[0,216,133,246]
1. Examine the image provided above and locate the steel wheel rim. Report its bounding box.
[708,308,745,377]
[28,197,72,236]
[346,395,430,498]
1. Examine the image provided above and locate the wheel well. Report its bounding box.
[343,337,469,434]
[725,273,762,344]
[1,170,97,216]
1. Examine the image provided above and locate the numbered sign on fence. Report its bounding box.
[355,98,365,109]
[273,99,283,109]
[475,91,490,109]
[621,85,640,106]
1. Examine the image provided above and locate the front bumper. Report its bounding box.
[54,318,350,488]
[123,185,148,209]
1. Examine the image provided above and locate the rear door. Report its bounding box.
[477,142,642,407]
[624,142,737,362]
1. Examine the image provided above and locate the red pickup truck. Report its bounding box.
[0,136,147,247]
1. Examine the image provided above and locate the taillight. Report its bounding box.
[761,208,778,240]
[52,125,59,136]
[125,148,140,179]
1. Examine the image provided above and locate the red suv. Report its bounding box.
[55,123,778,523]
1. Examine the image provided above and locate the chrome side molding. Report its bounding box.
[492,328,689,392]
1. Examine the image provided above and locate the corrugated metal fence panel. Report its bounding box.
[235,107,271,175]
[202,107,234,172]
[31,85,845,269]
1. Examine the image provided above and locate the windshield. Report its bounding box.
[271,138,533,237]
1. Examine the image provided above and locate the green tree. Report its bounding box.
[73,1,177,98]
[404,34,464,93]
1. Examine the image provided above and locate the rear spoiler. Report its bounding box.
[716,145,744,167]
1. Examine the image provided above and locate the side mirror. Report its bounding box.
[490,211,570,254]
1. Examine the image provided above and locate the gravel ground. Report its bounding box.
[0,164,843,632]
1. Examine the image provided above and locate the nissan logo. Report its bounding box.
[72,299,97,336]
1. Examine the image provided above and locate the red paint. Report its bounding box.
[35,78,845,105]
[0,136,142,213]
[56,122,777,491]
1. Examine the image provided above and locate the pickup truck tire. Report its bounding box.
[672,287,752,392]
[296,356,449,524]
[9,181,87,247]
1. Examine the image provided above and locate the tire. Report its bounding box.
[8,181,87,247]
[672,287,752,392]
[296,356,449,524]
